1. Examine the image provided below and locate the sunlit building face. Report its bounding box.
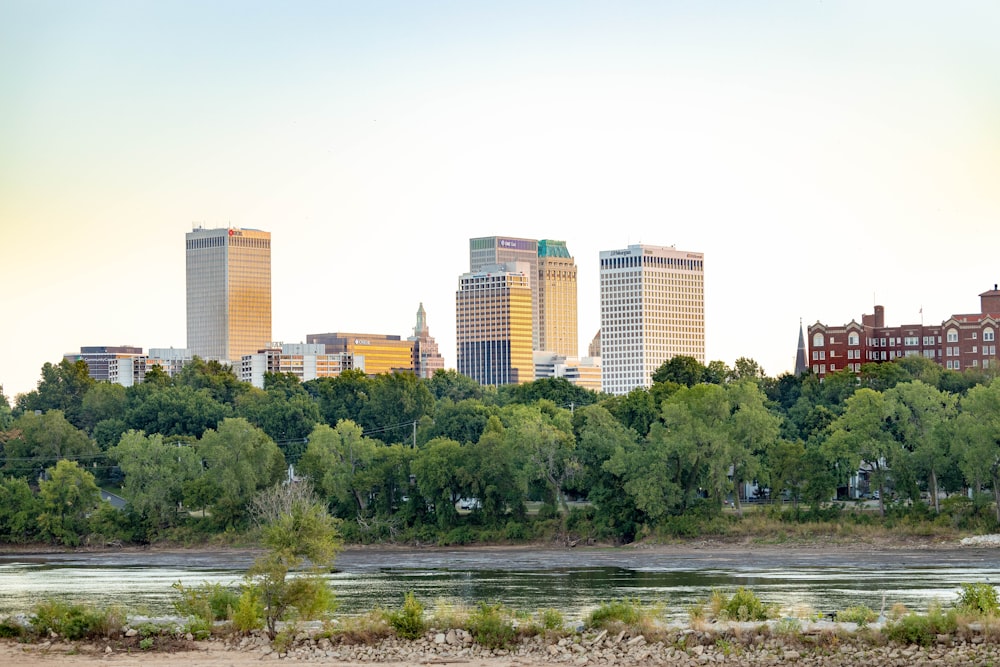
[186,227,271,362]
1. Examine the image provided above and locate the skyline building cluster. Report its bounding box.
[62,226,709,395]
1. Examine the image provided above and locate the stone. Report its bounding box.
[434,632,446,644]
[446,629,458,645]
[124,628,138,637]
[105,646,113,654]
[692,645,705,655]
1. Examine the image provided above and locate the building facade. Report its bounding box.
[470,237,540,350]
[456,263,534,386]
[408,303,446,379]
[533,352,601,392]
[599,244,706,395]
[186,226,271,362]
[305,332,414,376]
[240,343,353,388]
[64,346,145,383]
[537,239,578,357]
[807,286,1000,378]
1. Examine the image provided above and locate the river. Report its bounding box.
[1,545,998,622]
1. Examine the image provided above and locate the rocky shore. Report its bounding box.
[225,625,1000,666]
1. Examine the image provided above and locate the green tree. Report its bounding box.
[955,381,1000,522]
[246,482,342,639]
[184,418,286,529]
[885,380,956,512]
[411,437,467,528]
[2,410,99,479]
[426,369,485,402]
[464,416,528,524]
[37,459,102,546]
[109,431,202,533]
[571,404,643,542]
[651,355,705,388]
[175,357,247,405]
[0,387,13,429]
[0,476,41,542]
[359,372,435,443]
[304,370,371,426]
[498,377,598,409]
[297,421,378,515]
[600,387,659,439]
[17,359,95,428]
[125,385,231,438]
[79,382,127,434]
[824,388,896,514]
[235,386,320,448]
[726,381,781,516]
[505,402,578,515]
[426,398,496,445]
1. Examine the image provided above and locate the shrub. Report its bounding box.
[0,617,25,639]
[836,605,878,626]
[385,592,426,640]
[29,601,125,641]
[467,602,516,649]
[540,608,564,631]
[886,605,957,646]
[718,588,776,622]
[172,581,238,621]
[956,583,999,616]
[588,599,644,628]
[231,586,264,633]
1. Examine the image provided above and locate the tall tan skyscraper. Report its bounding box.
[470,237,539,350]
[456,263,534,386]
[537,239,578,356]
[599,244,705,395]
[186,226,271,362]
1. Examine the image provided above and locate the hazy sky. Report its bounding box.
[2,1,999,400]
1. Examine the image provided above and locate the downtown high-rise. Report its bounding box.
[186,226,271,362]
[599,244,705,395]
[455,263,534,386]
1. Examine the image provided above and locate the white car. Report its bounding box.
[458,498,481,510]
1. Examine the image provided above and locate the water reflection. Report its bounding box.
[1,547,998,621]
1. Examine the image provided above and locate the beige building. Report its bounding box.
[240,343,353,388]
[599,244,705,395]
[306,332,414,376]
[470,237,540,350]
[533,352,601,392]
[456,263,534,386]
[537,240,578,357]
[408,303,446,379]
[186,226,271,362]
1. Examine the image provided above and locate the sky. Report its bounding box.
[2,1,999,400]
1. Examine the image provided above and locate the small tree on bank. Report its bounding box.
[245,481,342,639]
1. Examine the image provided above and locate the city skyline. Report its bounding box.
[3,2,999,399]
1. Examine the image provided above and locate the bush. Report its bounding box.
[385,592,426,639]
[29,601,125,641]
[718,588,776,622]
[540,608,564,631]
[588,599,644,628]
[0,617,25,639]
[886,605,956,646]
[956,582,999,616]
[172,581,238,621]
[836,605,878,626]
[466,602,516,649]
[231,586,265,633]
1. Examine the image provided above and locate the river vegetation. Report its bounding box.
[1,354,1000,547]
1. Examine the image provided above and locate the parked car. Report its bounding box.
[458,498,481,510]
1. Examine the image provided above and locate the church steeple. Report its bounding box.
[794,319,808,375]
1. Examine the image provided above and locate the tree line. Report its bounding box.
[0,353,998,546]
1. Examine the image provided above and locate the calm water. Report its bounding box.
[2,546,999,621]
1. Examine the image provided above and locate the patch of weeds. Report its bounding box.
[588,599,644,629]
[540,608,564,631]
[773,617,802,636]
[0,617,26,639]
[29,601,125,641]
[467,602,516,650]
[172,581,238,622]
[836,605,878,627]
[183,615,213,640]
[384,592,426,640]
[715,637,734,656]
[139,637,154,650]
[885,604,957,646]
[428,599,468,631]
[330,611,393,644]
[956,582,999,617]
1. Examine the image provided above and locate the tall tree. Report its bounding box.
[37,459,102,546]
[297,421,378,516]
[955,381,1000,522]
[109,431,202,533]
[304,370,371,427]
[824,388,896,515]
[184,418,285,529]
[411,437,468,528]
[885,380,956,512]
[651,355,705,387]
[359,372,435,442]
[725,380,781,516]
[17,359,95,428]
[1,410,99,479]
